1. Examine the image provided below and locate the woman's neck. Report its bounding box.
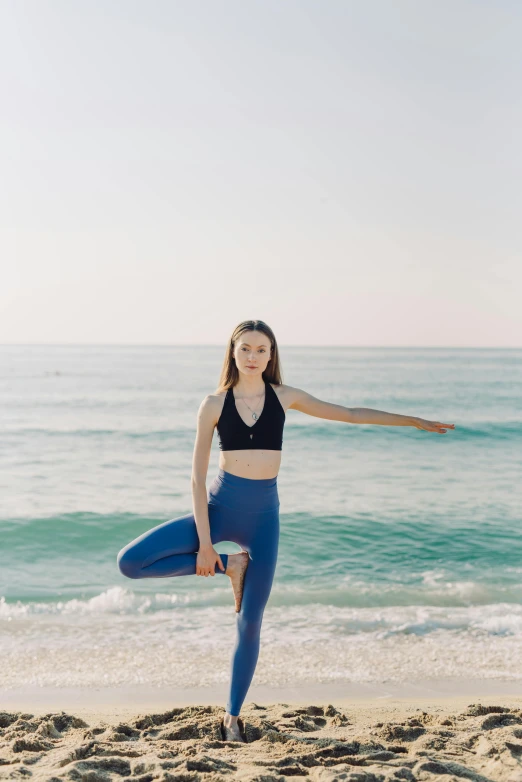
[233,376,266,397]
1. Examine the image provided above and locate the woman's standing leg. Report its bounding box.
[116,509,229,579]
[116,486,280,719]
[226,508,280,717]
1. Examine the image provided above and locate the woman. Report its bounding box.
[117,319,455,742]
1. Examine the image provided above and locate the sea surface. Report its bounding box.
[1,345,521,692]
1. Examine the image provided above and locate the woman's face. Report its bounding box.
[233,330,272,377]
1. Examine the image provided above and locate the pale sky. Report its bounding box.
[1,0,521,346]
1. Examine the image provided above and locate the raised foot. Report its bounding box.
[225,551,249,613]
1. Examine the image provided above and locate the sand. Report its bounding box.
[2,692,522,781]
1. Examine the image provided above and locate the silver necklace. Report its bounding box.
[237,389,265,420]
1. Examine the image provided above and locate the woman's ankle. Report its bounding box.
[225,551,240,574]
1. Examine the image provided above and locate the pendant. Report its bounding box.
[252,412,258,420]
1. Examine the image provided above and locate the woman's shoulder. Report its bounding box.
[205,389,228,408]
[199,390,228,420]
[269,382,306,411]
[268,382,296,412]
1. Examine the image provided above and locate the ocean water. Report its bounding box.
[1,345,521,692]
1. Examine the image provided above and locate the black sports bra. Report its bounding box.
[216,377,285,451]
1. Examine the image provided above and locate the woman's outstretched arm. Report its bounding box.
[287,386,455,434]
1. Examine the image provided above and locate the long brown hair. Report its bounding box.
[215,320,283,394]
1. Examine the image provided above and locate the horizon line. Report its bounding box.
[0,343,520,350]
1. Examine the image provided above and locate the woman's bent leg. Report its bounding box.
[116,511,229,579]
[226,511,279,716]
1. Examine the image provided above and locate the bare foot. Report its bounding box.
[225,552,249,612]
[222,713,245,742]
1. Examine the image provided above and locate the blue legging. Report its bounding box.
[116,468,280,717]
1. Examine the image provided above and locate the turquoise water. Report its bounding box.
[1,345,521,690]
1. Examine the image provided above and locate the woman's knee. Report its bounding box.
[237,613,264,639]
[117,546,141,579]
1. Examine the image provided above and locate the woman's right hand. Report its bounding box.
[196,544,225,577]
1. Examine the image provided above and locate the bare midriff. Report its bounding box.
[218,450,282,480]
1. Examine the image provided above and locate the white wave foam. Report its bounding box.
[2,603,522,689]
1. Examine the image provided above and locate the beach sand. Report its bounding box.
[1,686,522,781]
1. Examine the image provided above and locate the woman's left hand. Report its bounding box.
[412,417,455,434]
